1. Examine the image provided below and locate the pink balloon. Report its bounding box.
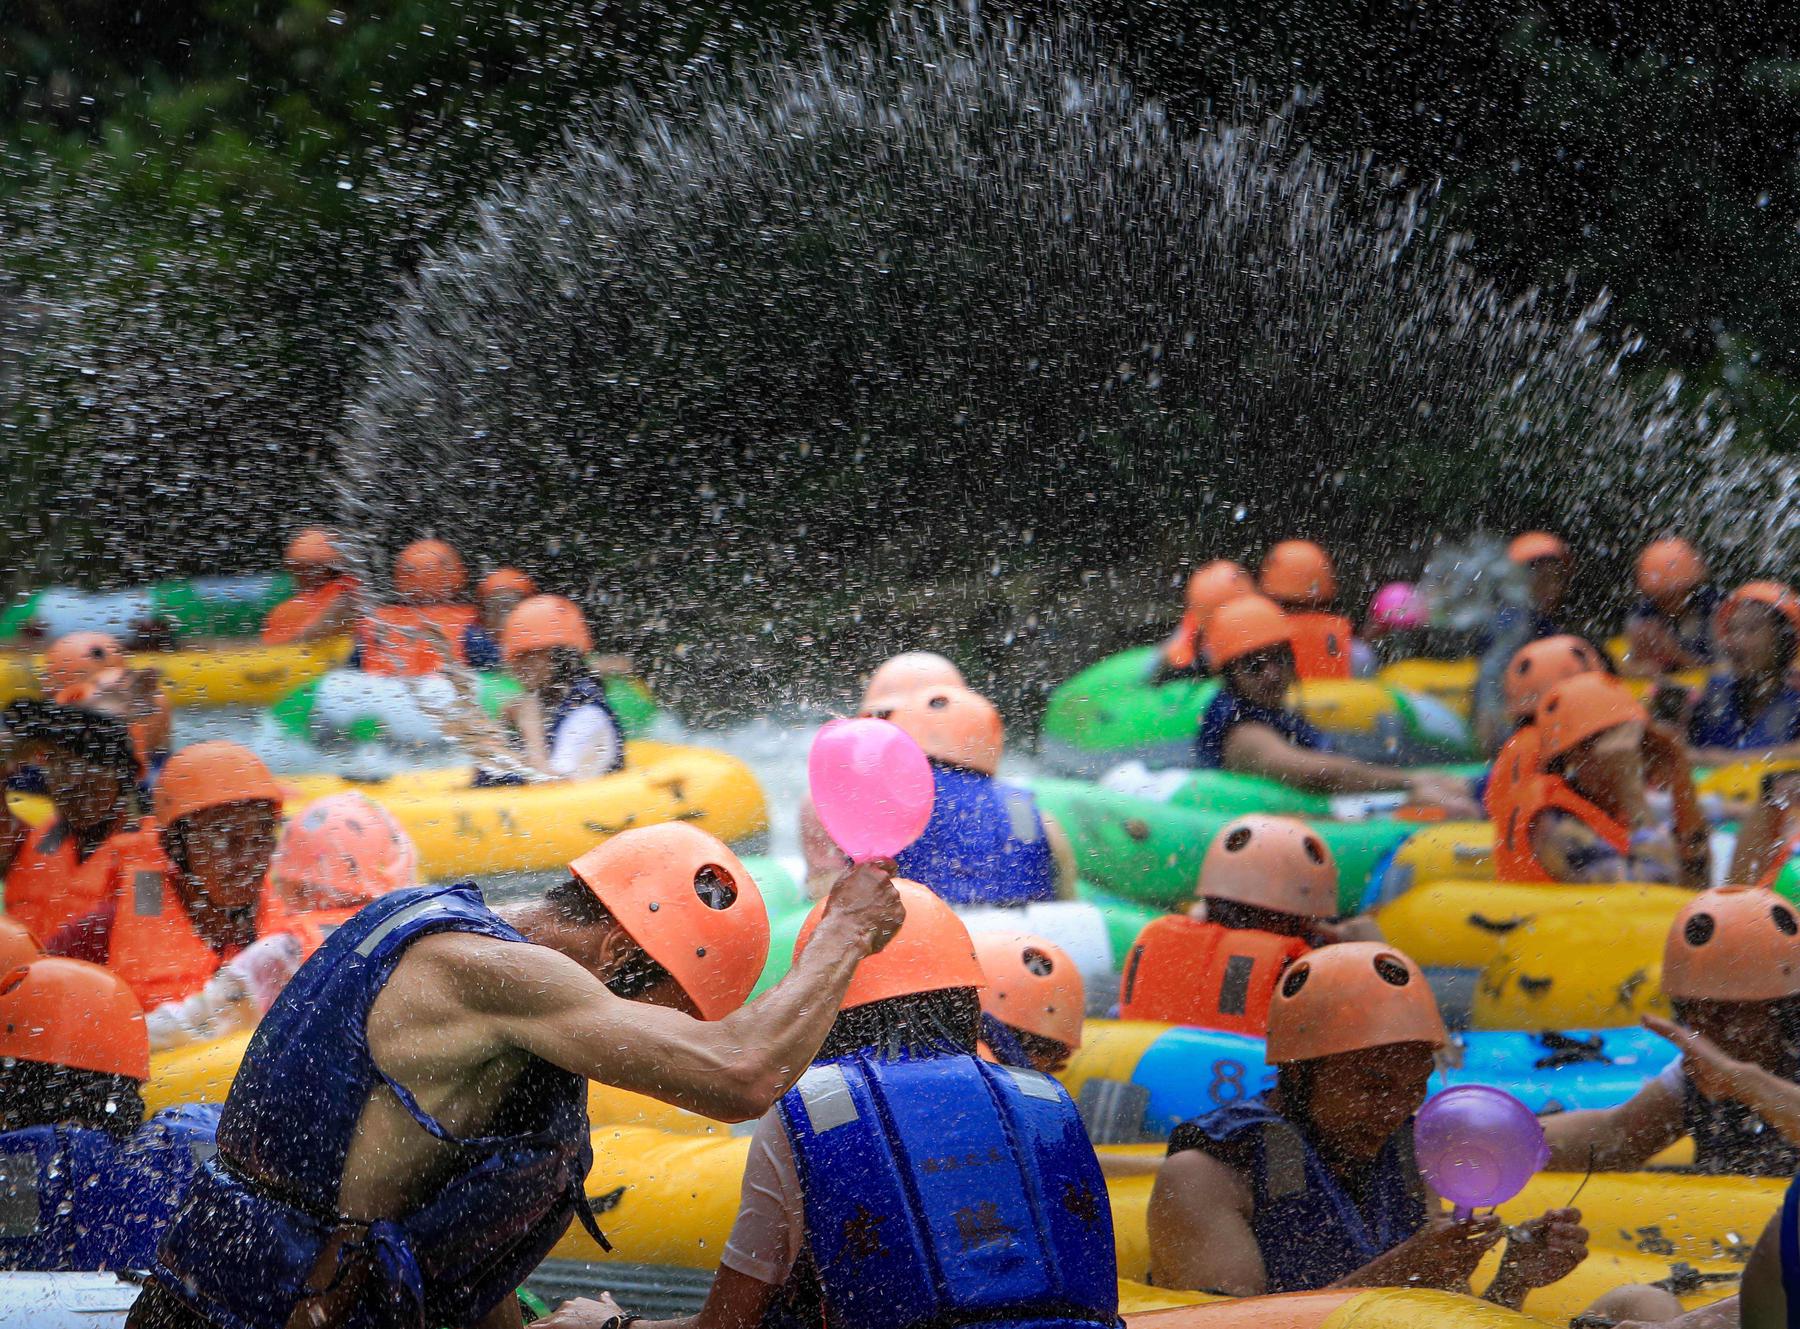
[809,717,936,862]
[1414,1085,1549,1218]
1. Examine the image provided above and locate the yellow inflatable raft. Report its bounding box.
[1376,880,1692,977]
[1378,645,1707,720]
[8,741,765,882]
[1475,905,1677,1030]
[556,1123,1758,1324]
[1379,822,1496,894]
[0,639,350,708]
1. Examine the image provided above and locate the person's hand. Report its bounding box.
[1644,1014,1762,1103]
[820,858,904,955]
[1496,1208,1588,1290]
[1378,1213,1504,1289]
[534,1291,630,1327]
[1408,773,1480,819]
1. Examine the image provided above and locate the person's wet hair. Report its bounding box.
[544,873,675,1000]
[818,988,981,1062]
[2,700,146,813]
[1006,1024,1072,1069]
[1204,897,1320,940]
[1672,994,1800,1048]
[0,1058,144,1139]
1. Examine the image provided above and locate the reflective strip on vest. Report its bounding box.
[796,1064,860,1134]
[0,1152,39,1238]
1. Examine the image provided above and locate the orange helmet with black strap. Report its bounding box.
[1204,595,1292,670]
[1503,635,1605,721]
[1535,673,1647,763]
[863,652,966,706]
[569,824,769,1021]
[972,932,1083,1051]
[44,632,126,693]
[1259,541,1337,607]
[1663,886,1800,1003]
[1507,531,1571,566]
[1265,942,1446,1064]
[393,539,468,602]
[0,957,149,1081]
[502,594,594,662]
[862,685,1004,776]
[1198,815,1339,919]
[794,879,985,1009]
[1636,539,1706,602]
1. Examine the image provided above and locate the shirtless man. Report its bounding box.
[128,822,904,1329]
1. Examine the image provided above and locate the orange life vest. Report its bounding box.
[3,818,167,944]
[1118,915,1311,1035]
[1483,723,1544,824]
[353,604,478,676]
[1493,773,1633,883]
[99,869,294,1009]
[261,576,360,645]
[1285,611,1354,681]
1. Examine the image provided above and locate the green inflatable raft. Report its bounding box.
[268,669,659,746]
[1025,775,1417,917]
[0,574,294,642]
[1039,644,1475,777]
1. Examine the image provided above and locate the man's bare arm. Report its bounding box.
[477,862,903,1121]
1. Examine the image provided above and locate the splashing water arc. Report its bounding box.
[338,9,1788,707]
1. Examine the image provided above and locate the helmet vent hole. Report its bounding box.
[1775,906,1798,937]
[1022,947,1054,977]
[1685,914,1717,947]
[1373,955,1411,987]
[1280,965,1310,999]
[1224,828,1253,853]
[0,969,26,997]
[927,694,950,710]
[694,866,737,911]
[1303,837,1325,864]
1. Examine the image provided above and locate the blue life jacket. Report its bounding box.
[1780,1170,1800,1328]
[149,883,607,1329]
[895,764,1057,907]
[1688,675,1800,752]
[1168,1098,1425,1293]
[0,1105,219,1272]
[774,1050,1119,1329]
[461,624,501,670]
[473,675,622,788]
[1628,586,1721,665]
[1194,687,1328,770]
[979,1012,1036,1069]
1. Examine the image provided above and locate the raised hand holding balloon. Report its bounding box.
[809,717,935,861]
[1414,1085,1549,1221]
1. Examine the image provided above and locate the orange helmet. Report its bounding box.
[1198,815,1339,919]
[1636,538,1706,601]
[1204,595,1292,669]
[973,932,1084,1050]
[1663,886,1800,1002]
[393,539,468,602]
[0,917,42,976]
[569,824,769,1021]
[284,527,345,571]
[1717,581,1800,642]
[1259,541,1337,607]
[862,685,1004,776]
[270,792,420,914]
[1535,672,1647,761]
[0,957,149,1080]
[863,652,966,706]
[1187,561,1257,619]
[1265,942,1447,1064]
[1503,635,1605,720]
[794,880,984,1010]
[1507,531,1571,566]
[501,594,594,662]
[44,632,126,692]
[477,567,538,603]
[154,740,283,825]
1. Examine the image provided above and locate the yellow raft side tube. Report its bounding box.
[560,1123,1763,1325]
[1475,905,1679,1030]
[1377,880,1694,975]
[280,741,766,880]
[0,639,350,708]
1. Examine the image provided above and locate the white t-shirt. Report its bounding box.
[549,703,622,778]
[720,1112,806,1286]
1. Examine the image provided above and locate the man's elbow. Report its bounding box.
[708,1056,799,1123]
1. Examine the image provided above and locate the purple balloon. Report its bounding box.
[1413,1085,1549,1217]
[809,717,936,862]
